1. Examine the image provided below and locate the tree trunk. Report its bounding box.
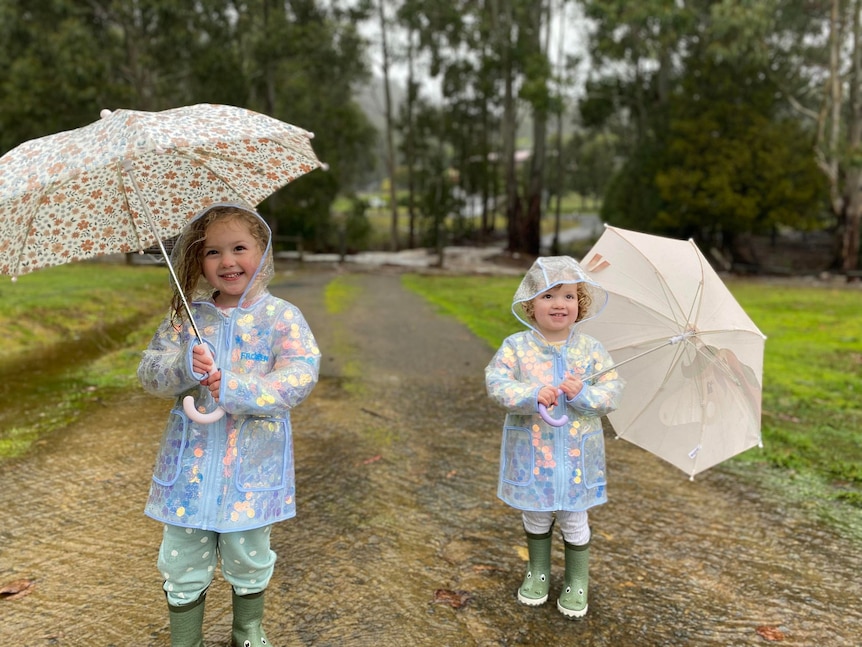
[843,0,862,276]
[377,0,400,251]
[520,0,548,257]
[405,24,418,249]
[492,0,522,253]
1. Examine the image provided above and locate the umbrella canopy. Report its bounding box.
[578,225,766,479]
[0,103,322,278]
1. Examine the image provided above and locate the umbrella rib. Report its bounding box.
[171,148,269,202]
[614,294,687,332]
[116,161,156,253]
[586,337,681,382]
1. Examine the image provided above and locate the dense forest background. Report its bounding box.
[1,0,861,274]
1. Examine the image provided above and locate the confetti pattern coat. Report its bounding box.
[138,205,320,532]
[485,257,624,512]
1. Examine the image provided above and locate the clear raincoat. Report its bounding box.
[485,257,624,512]
[138,203,320,532]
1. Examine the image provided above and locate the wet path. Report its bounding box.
[1,268,860,646]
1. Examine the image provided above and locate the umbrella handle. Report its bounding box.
[182,395,226,424]
[538,389,569,427]
[186,340,226,423]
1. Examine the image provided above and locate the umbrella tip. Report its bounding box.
[100,109,112,119]
[306,131,315,139]
[320,162,330,171]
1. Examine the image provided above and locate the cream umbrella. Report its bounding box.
[577,225,766,479]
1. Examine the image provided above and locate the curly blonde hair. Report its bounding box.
[170,206,269,324]
[521,282,594,323]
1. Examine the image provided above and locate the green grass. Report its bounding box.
[402,273,862,528]
[0,261,170,459]
[726,281,862,491]
[1,261,168,362]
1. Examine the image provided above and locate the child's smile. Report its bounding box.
[201,219,263,307]
[531,285,580,341]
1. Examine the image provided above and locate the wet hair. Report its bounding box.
[521,282,593,323]
[170,206,269,324]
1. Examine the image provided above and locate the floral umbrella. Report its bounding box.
[0,103,323,422]
[0,103,322,283]
[577,225,766,479]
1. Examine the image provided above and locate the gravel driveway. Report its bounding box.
[1,266,860,647]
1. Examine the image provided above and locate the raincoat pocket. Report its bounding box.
[500,425,534,486]
[580,429,607,488]
[152,409,187,487]
[235,418,289,492]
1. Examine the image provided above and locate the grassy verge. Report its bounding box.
[1,261,168,359]
[402,273,862,538]
[0,262,170,459]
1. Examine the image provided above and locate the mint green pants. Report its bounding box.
[158,524,277,607]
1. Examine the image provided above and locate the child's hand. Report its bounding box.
[202,370,221,402]
[537,385,560,407]
[559,373,584,399]
[192,343,214,377]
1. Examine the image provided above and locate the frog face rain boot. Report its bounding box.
[231,590,269,647]
[557,539,589,618]
[167,593,206,647]
[517,525,553,606]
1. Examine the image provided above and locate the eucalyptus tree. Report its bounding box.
[375,0,402,250]
[775,0,862,273]
[695,0,861,271]
[395,0,504,248]
[400,0,558,256]
[582,0,827,265]
[581,0,696,236]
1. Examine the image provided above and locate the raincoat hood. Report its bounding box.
[171,202,274,309]
[512,256,608,334]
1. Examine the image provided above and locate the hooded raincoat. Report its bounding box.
[138,203,320,532]
[485,256,624,512]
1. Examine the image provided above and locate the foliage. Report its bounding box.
[654,57,828,244]
[0,0,856,267]
[584,0,830,261]
[343,198,374,252]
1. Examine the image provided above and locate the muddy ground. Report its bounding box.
[1,267,860,646]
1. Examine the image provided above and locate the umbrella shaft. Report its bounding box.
[584,342,670,383]
[151,234,203,343]
[125,167,203,343]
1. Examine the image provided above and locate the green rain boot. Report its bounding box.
[557,539,590,618]
[231,590,269,647]
[167,594,206,647]
[517,525,553,606]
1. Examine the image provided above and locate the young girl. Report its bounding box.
[485,256,624,619]
[138,203,320,646]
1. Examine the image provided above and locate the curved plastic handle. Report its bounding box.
[186,340,226,423]
[538,389,569,427]
[183,395,226,423]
